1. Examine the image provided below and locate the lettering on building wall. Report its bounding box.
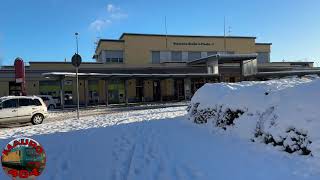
[173,42,214,46]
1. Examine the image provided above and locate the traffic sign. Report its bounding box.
[71,53,82,67]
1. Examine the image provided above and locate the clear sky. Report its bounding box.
[0,0,319,66]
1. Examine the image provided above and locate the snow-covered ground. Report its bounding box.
[1,105,320,179]
[0,107,186,139]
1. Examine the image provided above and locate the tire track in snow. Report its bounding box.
[111,128,137,180]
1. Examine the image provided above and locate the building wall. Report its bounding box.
[128,79,136,101]
[95,41,125,58]
[120,35,257,65]
[255,44,271,52]
[95,34,273,66]
[0,82,9,96]
[26,81,39,95]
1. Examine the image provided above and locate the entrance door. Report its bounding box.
[9,82,22,96]
[153,80,161,101]
[191,79,206,94]
[174,79,185,101]
[136,79,144,102]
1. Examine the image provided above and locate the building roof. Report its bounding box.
[255,43,272,45]
[99,39,125,42]
[268,61,314,64]
[251,69,320,78]
[119,33,257,40]
[95,39,125,53]
[29,61,102,64]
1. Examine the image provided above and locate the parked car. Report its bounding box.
[38,95,57,110]
[0,96,48,125]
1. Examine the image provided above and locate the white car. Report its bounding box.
[0,96,48,125]
[38,95,57,110]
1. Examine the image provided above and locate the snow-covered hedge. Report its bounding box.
[188,76,320,157]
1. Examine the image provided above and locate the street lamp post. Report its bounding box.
[76,65,79,120]
[72,33,82,120]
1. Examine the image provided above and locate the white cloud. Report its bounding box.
[107,4,119,13]
[89,4,127,32]
[89,19,112,32]
[107,4,128,19]
[110,12,128,20]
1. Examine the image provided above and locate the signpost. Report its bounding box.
[72,33,82,120]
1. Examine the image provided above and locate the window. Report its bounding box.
[160,51,171,62]
[111,58,119,62]
[152,51,160,64]
[207,51,217,56]
[25,148,37,157]
[207,66,213,74]
[31,99,42,106]
[136,79,144,87]
[105,50,124,63]
[217,51,235,55]
[257,52,270,64]
[229,77,236,83]
[2,99,18,108]
[171,51,182,61]
[19,98,32,106]
[188,52,201,61]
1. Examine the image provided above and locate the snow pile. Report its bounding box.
[188,76,320,157]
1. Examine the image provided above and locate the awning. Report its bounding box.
[42,72,219,79]
[188,53,258,65]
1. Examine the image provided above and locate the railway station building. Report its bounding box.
[0,33,318,107]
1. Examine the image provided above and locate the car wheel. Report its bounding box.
[31,114,44,125]
[48,104,55,110]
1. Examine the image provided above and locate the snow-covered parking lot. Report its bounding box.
[1,106,320,180]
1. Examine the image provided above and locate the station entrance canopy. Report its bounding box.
[187,53,259,79]
[42,72,219,109]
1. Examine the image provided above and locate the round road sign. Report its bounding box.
[71,53,82,67]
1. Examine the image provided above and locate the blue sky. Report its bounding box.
[0,0,319,66]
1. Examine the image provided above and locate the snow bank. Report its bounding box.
[188,76,320,157]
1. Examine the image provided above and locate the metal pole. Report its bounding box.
[165,16,168,49]
[75,33,79,54]
[75,32,80,119]
[224,16,226,53]
[60,78,64,110]
[76,67,80,119]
